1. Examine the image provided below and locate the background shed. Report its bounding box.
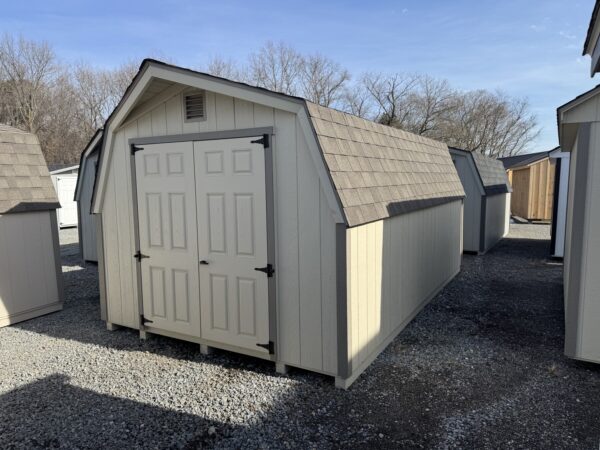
[88,60,464,387]
[500,151,555,221]
[50,164,79,228]
[549,147,570,259]
[0,124,64,326]
[450,148,511,254]
[74,130,102,263]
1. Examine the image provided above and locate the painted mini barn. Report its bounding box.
[90,60,465,387]
[449,148,511,254]
[0,124,64,327]
[557,84,600,365]
[500,151,556,221]
[49,164,79,228]
[74,130,102,263]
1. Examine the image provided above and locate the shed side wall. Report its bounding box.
[344,200,462,381]
[452,155,481,252]
[483,193,511,252]
[0,210,62,326]
[100,90,338,375]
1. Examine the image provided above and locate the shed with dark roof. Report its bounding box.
[0,124,63,326]
[499,151,556,221]
[87,59,465,388]
[449,148,511,254]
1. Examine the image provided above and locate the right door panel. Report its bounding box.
[194,137,270,354]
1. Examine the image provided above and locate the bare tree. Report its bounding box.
[441,90,538,157]
[299,53,350,107]
[340,85,373,118]
[361,72,418,127]
[248,41,302,95]
[205,55,244,81]
[0,34,57,134]
[405,75,454,136]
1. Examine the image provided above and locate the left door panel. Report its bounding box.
[135,142,201,337]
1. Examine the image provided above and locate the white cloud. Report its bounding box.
[559,30,577,40]
[530,24,546,32]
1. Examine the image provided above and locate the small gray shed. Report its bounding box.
[74,130,102,263]
[89,59,465,388]
[0,124,64,326]
[449,148,511,254]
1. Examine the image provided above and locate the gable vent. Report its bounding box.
[184,91,205,121]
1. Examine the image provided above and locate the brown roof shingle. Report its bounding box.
[0,124,59,214]
[306,102,465,227]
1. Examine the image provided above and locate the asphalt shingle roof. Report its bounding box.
[471,151,512,195]
[0,124,60,214]
[307,102,465,227]
[499,151,549,170]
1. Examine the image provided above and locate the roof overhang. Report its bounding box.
[557,84,600,151]
[50,165,79,175]
[584,1,600,75]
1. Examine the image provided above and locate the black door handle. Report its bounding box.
[200,260,209,265]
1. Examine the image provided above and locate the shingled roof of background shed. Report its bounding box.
[306,102,465,227]
[0,124,59,214]
[470,151,512,195]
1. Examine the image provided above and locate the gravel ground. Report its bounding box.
[0,224,599,449]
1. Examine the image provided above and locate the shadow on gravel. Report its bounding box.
[0,374,230,448]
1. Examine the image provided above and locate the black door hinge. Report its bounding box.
[251,134,269,148]
[256,341,274,354]
[131,144,144,154]
[254,263,274,277]
[140,314,153,325]
[134,250,150,261]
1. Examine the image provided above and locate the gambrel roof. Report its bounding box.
[92,59,464,227]
[450,147,511,196]
[499,150,550,171]
[0,124,59,214]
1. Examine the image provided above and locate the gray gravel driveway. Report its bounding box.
[0,224,598,449]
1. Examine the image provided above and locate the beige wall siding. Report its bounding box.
[78,152,98,262]
[101,91,339,375]
[483,193,510,252]
[0,211,62,326]
[344,200,462,377]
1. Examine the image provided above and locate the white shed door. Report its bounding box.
[56,175,78,227]
[135,142,201,337]
[194,137,270,353]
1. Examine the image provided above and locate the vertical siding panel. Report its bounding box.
[297,143,323,370]
[357,225,368,365]
[151,103,167,136]
[274,111,300,365]
[215,94,235,131]
[103,169,122,325]
[138,113,152,137]
[165,95,183,135]
[253,104,275,127]
[198,91,217,132]
[320,188,337,374]
[234,99,254,129]
[350,227,359,368]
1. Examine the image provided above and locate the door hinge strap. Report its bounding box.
[256,341,274,354]
[131,144,144,154]
[251,134,269,148]
[134,250,149,261]
[140,315,153,325]
[254,263,274,277]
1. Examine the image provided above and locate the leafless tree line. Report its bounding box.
[0,35,538,164]
[206,41,539,157]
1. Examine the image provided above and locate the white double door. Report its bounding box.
[135,137,270,353]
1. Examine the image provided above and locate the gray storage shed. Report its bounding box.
[0,124,64,326]
[50,164,79,228]
[89,60,465,388]
[74,130,102,263]
[449,148,511,254]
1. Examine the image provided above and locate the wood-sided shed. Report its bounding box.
[89,59,465,388]
[0,124,64,327]
[449,148,511,254]
[74,129,102,263]
[500,151,556,221]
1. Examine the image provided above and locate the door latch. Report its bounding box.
[256,341,274,353]
[254,264,274,277]
[134,251,149,261]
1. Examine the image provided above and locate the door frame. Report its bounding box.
[128,126,278,360]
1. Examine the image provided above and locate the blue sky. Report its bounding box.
[1,0,597,152]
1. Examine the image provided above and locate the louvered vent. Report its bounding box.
[184,92,205,121]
